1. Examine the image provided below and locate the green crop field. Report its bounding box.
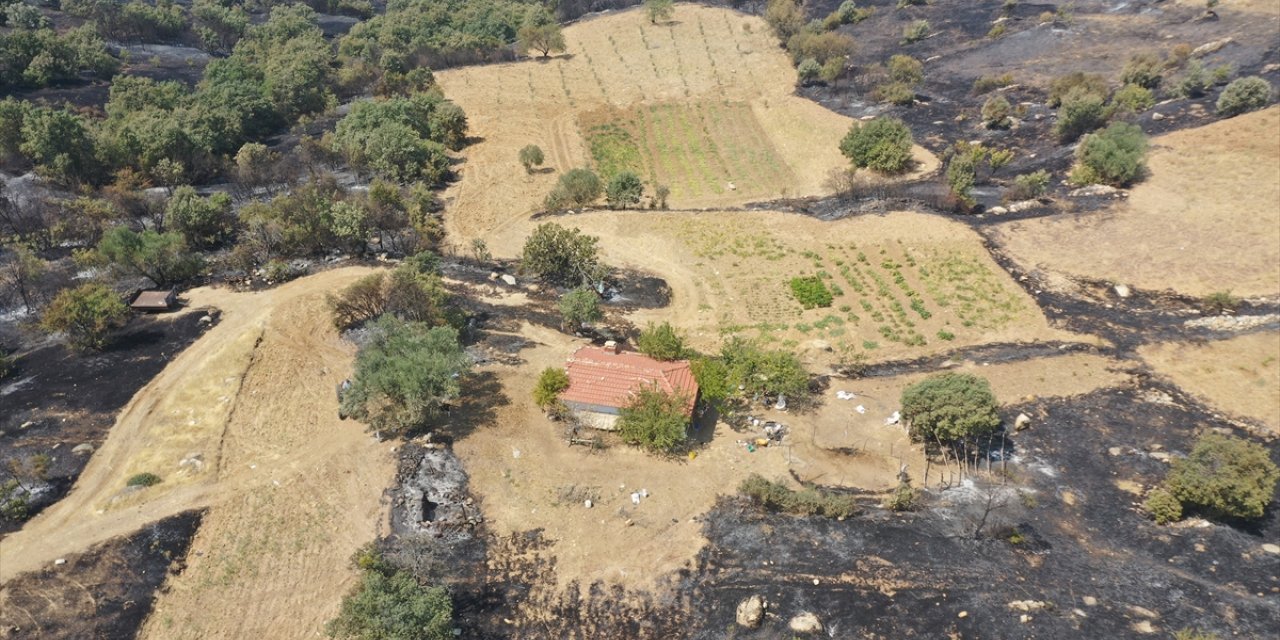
[579,100,795,203]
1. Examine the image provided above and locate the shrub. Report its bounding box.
[1069,122,1148,187]
[901,20,929,45]
[637,321,686,361]
[520,223,606,286]
[1144,487,1182,524]
[1120,53,1163,90]
[605,171,644,209]
[340,317,470,436]
[329,273,387,329]
[982,95,1013,129]
[1006,170,1051,201]
[263,259,298,283]
[764,0,805,41]
[1054,86,1108,143]
[1110,83,1155,114]
[41,283,130,352]
[790,275,833,309]
[533,367,570,409]
[887,54,923,85]
[545,167,602,210]
[126,472,162,487]
[1202,290,1239,315]
[739,474,858,518]
[720,337,809,399]
[329,266,452,331]
[617,386,690,453]
[883,476,918,511]
[901,373,1001,443]
[1216,76,1272,117]
[1048,72,1108,107]
[1172,60,1212,99]
[327,562,453,640]
[785,29,857,67]
[1164,434,1279,521]
[972,73,1014,95]
[839,117,914,174]
[797,57,821,85]
[874,81,917,106]
[690,356,730,408]
[166,187,235,249]
[518,144,544,173]
[558,286,601,331]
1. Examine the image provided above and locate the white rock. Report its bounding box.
[54,558,66,566]
[1082,596,1098,607]
[501,274,517,286]
[1261,543,1279,554]
[736,595,766,629]
[1015,413,1032,431]
[788,612,823,633]
[584,499,593,509]
[72,443,95,455]
[1114,284,1131,298]
[1151,112,1166,121]
[989,206,1009,215]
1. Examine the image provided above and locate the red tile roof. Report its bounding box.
[561,346,699,416]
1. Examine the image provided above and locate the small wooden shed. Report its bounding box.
[130,288,178,312]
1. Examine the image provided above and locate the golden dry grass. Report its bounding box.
[436,4,937,245]
[1139,332,1280,434]
[995,107,1280,298]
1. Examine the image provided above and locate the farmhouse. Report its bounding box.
[560,341,699,430]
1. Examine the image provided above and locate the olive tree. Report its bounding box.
[544,167,602,210]
[515,7,565,58]
[605,171,644,209]
[340,316,470,436]
[519,223,606,286]
[839,116,914,174]
[96,227,204,286]
[558,286,602,332]
[900,373,1001,443]
[636,321,686,361]
[618,386,690,453]
[518,144,544,173]
[645,0,675,24]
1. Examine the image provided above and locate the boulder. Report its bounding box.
[1082,596,1098,607]
[1261,543,1279,555]
[1015,413,1032,431]
[735,595,765,629]
[1191,37,1232,57]
[501,274,518,286]
[1151,112,1166,122]
[1007,199,1040,213]
[1114,284,1131,298]
[1068,184,1120,198]
[788,612,823,633]
[72,443,95,455]
[988,206,1009,215]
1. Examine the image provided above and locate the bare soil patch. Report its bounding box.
[1139,331,1280,434]
[435,4,937,244]
[993,107,1280,298]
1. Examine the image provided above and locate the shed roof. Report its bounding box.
[561,345,698,416]
[131,289,175,310]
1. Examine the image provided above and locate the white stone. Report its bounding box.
[788,612,823,633]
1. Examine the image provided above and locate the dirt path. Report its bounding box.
[1,267,396,638]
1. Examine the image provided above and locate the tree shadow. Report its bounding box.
[425,370,511,443]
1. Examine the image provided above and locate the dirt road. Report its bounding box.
[1,267,396,638]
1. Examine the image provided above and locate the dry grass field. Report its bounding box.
[492,210,1084,362]
[1139,332,1280,434]
[436,4,937,243]
[0,269,395,639]
[994,107,1280,298]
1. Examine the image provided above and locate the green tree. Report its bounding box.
[515,7,565,58]
[645,0,675,24]
[518,144,544,173]
[544,167,602,210]
[1164,433,1278,521]
[96,227,204,286]
[636,321,686,361]
[1069,122,1148,187]
[327,565,453,640]
[41,283,130,351]
[19,107,99,185]
[166,186,235,248]
[1216,76,1272,117]
[520,223,606,286]
[840,116,914,174]
[0,243,47,313]
[764,0,805,41]
[1119,53,1163,90]
[1110,83,1155,113]
[605,171,644,209]
[533,367,570,409]
[900,373,1001,443]
[797,57,821,85]
[340,316,470,436]
[1048,72,1108,107]
[690,356,730,409]
[617,386,690,453]
[887,54,923,85]
[558,286,602,331]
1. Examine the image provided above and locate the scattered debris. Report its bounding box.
[885,411,901,426]
[835,390,856,401]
